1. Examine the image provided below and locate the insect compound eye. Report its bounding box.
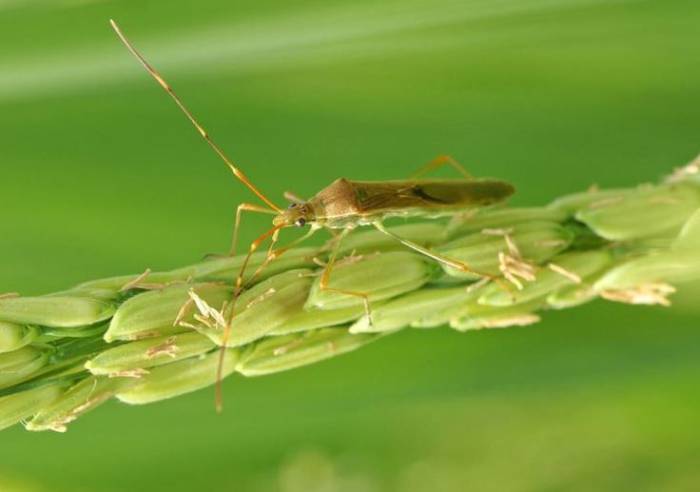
[295,218,306,227]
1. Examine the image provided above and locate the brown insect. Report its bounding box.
[110,20,515,410]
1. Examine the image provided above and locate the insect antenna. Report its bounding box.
[109,19,282,213]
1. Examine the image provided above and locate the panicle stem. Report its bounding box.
[1,165,698,432]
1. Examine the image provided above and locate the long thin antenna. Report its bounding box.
[109,19,282,212]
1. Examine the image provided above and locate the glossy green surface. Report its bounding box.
[1,1,699,490]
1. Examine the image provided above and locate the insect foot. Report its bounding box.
[306,251,433,310]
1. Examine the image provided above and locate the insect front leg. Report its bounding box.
[251,227,282,281]
[248,225,321,283]
[214,225,281,412]
[411,154,473,179]
[230,202,276,256]
[319,228,373,324]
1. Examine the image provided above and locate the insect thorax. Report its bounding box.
[310,178,361,223]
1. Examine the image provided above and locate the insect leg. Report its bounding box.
[215,224,282,412]
[230,202,276,256]
[372,221,495,279]
[270,224,320,258]
[411,154,473,179]
[319,228,373,323]
[254,227,282,279]
[246,225,320,286]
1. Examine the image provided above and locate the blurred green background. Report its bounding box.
[1,0,699,490]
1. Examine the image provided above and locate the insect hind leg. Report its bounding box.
[410,154,473,180]
[372,221,511,292]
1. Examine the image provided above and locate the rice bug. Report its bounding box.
[110,20,515,410]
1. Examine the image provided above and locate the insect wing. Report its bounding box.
[350,179,514,213]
